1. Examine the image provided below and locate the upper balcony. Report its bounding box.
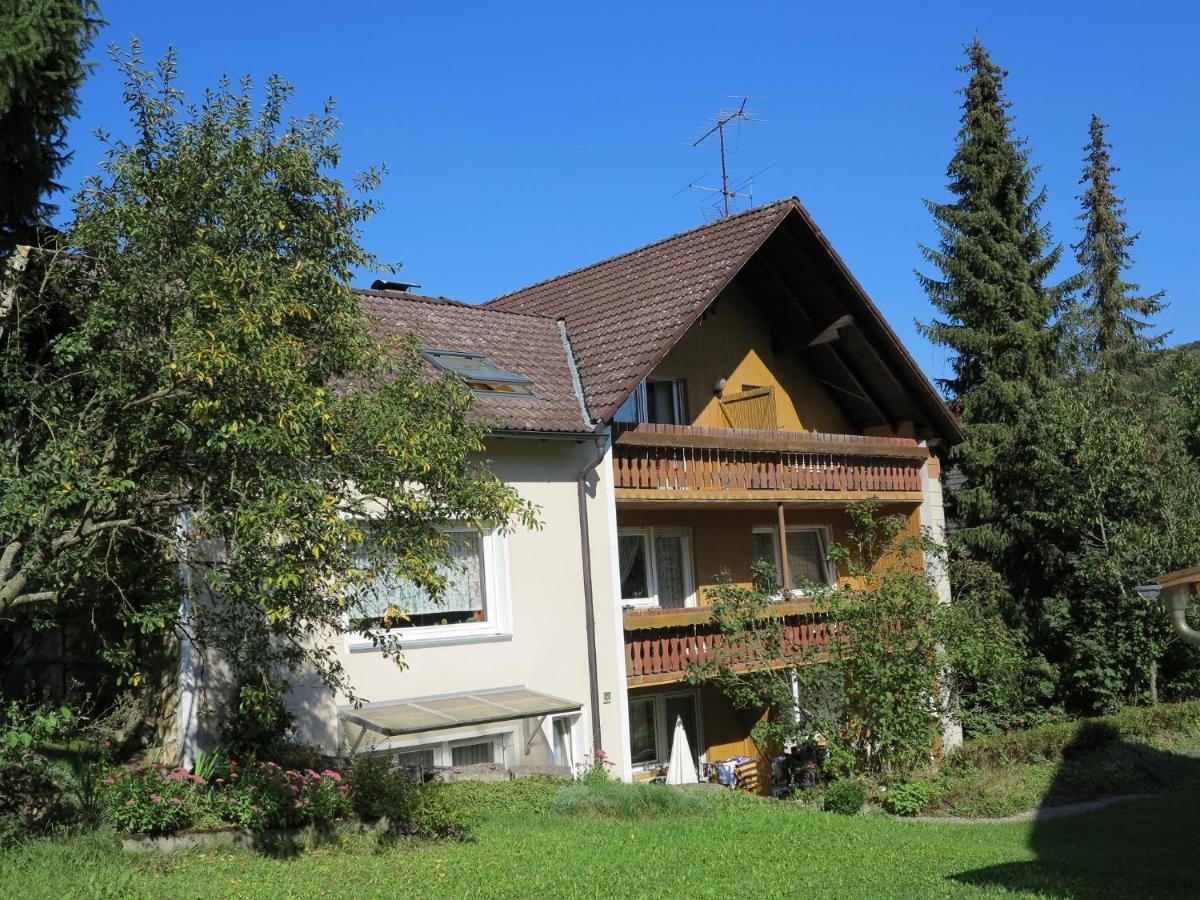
[611,423,928,505]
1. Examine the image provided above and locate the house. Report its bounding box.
[180,197,961,785]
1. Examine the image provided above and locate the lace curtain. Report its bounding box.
[357,530,484,618]
[654,534,686,609]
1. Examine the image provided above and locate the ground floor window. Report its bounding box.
[627,690,701,769]
[551,716,576,769]
[378,733,506,772]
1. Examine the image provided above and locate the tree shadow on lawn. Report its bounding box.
[950,723,1200,898]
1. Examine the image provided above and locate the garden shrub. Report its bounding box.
[822,779,864,815]
[346,757,475,839]
[882,780,936,817]
[438,778,566,817]
[105,764,201,835]
[552,781,723,820]
[0,753,68,845]
[946,700,1200,772]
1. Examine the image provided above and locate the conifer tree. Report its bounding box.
[918,38,1074,571]
[0,1,101,255]
[1073,114,1166,370]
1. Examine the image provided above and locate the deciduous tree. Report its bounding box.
[0,46,536,730]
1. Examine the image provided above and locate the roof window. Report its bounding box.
[423,349,534,395]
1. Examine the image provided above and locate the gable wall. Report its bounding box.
[648,281,854,434]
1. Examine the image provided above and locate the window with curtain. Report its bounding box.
[619,533,651,600]
[352,529,487,629]
[619,528,694,608]
[752,527,832,591]
[654,533,687,609]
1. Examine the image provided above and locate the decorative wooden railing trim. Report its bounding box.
[614,423,929,460]
[623,600,826,631]
[623,607,835,686]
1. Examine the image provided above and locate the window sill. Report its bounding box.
[345,630,513,653]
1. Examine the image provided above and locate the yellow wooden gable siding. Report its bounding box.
[649,281,854,434]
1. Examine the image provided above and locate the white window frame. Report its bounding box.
[750,525,835,597]
[344,525,513,651]
[550,714,579,771]
[614,378,687,426]
[370,725,514,768]
[629,689,704,772]
[617,526,696,610]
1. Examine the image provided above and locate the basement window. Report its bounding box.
[423,349,534,394]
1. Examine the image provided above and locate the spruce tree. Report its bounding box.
[918,39,1074,610]
[0,1,101,255]
[1073,114,1166,371]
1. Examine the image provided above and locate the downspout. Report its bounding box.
[559,315,608,755]
[577,437,609,755]
[1164,588,1200,647]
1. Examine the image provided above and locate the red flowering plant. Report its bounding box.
[105,763,204,834]
[219,761,349,830]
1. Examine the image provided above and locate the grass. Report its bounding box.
[3,786,1199,898]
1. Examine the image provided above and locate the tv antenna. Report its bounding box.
[685,97,764,218]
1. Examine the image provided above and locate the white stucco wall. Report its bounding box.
[287,434,629,774]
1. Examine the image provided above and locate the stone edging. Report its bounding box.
[122,822,365,853]
[904,793,1156,825]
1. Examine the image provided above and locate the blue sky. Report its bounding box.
[57,1,1198,385]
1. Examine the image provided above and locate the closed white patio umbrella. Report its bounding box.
[665,714,698,785]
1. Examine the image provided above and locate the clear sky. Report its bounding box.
[56,1,1198,385]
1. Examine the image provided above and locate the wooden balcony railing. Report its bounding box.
[623,602,834,687]
[612,424,927,501]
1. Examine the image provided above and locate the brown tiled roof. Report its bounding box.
[488,198,961,444]
[486,200,794,422]
[359,290,592,434]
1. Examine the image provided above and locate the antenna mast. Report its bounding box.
[688,98,759,217]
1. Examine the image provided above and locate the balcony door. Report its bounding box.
[618,526,695,609]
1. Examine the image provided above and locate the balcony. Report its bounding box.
[612,424,927,504]
[623,602,833,687]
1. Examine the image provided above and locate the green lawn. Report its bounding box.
[3,789,1197,899]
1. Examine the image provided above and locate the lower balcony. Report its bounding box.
[623,602,833,687]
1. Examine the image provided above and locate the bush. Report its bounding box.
[104,764,200,835]
[209,761,349,831]
[346,757,475,839]
[883,780,936,817]
[822,779,864,815]
[552,781,723,820]
[0,753,68,845]
[438,778,565,817]
[946,700,1200,772]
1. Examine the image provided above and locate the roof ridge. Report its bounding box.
[357,288,557,323]
[487,197,797,306]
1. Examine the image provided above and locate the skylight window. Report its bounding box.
[423,349,534,395]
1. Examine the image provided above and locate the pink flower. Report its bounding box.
[336,784,351,793]
[170,797,183,805]
[150,794,162,803]
[250,804,260,812]
[322,770,342,782]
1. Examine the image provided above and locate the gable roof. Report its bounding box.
[488,200,792,424]
[488,198,962,444]
[359,289,592,434]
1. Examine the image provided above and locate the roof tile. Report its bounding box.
[487,200,793,421]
